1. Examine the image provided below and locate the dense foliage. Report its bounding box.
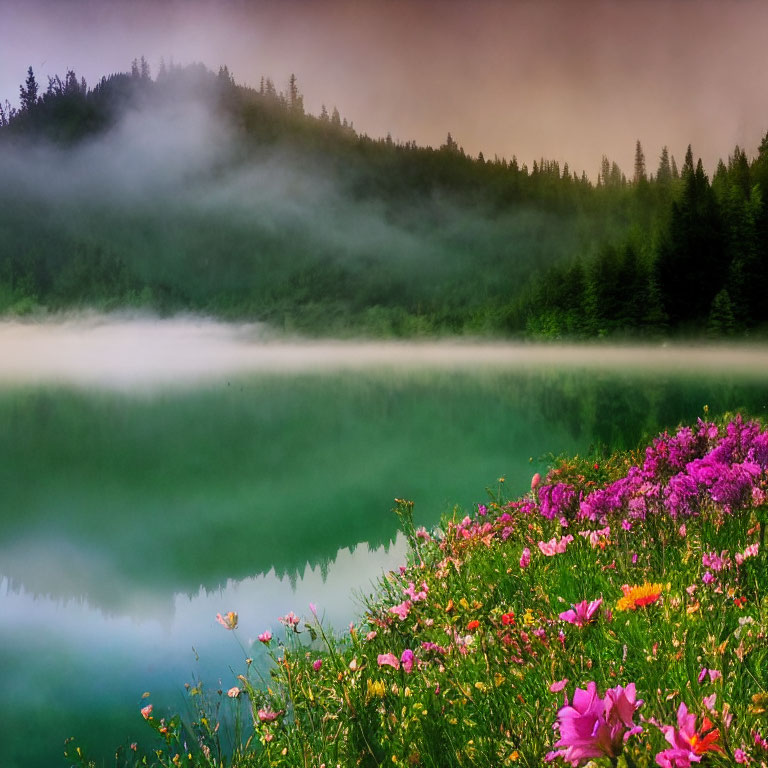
[71,414,768,767]
[3,62,768,337]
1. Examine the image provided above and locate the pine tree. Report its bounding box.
[656,150,725,326]
[633,140,647,184]
[19,66,39,112]
[656,147,672,186]
[287,74,303,114]
[707,289,736,336]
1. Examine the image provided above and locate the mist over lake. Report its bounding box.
[0,315,766,767]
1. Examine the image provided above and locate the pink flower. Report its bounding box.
[140,704,153,720]
[655,748,702,767]
[216,611,238,630]
[279,612,301,631]
[655,702,723,767]
[309,602,318,617]
[227,686,240,698]
[734,748,749,763]
[365,630,378,641]
[551,681,643,765]
[257,708,279,722]
[258,630,272,643]
[313,659,323,671]
[736,542,760,565]
[400,649,415,674]
[559,598,603,628]
[389,600,412,620]
[531,473,541,490]
[538,535,573,556]
[519,547,531,568]
[698,668,721,684]
[550,678,569,693]
[404,581,428,601]
[377,653,400,670]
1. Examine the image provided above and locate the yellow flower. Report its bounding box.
[616,582,663,612]
[367,679,386,699]
[523,609,535,626]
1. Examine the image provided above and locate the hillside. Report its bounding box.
[2,61,768,337]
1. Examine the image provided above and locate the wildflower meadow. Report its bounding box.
[72,413,768,767]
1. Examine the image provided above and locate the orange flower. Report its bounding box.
[616,582,663,612]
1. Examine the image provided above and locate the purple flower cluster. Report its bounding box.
[539,483,578,520]
[531,417,768,524]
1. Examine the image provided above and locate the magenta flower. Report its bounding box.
[559,598,603,628]
[377,653,400,670]
[550,681,642,766]
[313,659,322,671]
[519,547,531,568]
[400,649,414,674]
[258,630,272,643]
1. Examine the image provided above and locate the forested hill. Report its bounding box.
[2,60,768,338]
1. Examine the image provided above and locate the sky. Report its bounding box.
[3,0,768,178]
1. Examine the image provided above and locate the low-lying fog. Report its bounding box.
[2,314,768,389]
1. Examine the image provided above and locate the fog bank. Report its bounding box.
[2,314,768,390]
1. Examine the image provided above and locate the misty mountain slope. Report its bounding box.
[0,63,731,336]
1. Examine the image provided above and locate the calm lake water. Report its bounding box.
[2,317,768,767]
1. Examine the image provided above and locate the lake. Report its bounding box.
[1,316,767,767]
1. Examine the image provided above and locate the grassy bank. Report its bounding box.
[73,413,768,767]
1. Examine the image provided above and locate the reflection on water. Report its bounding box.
[1,318,767,767]
[0,536,408,768]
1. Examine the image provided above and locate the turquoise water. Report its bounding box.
[1,331,767,767]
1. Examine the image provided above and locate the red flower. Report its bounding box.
[501,612,516,625]
[467,619,480,631]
